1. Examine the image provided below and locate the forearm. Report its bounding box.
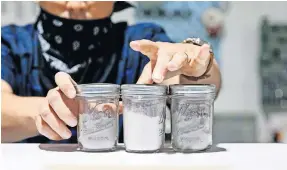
[1,93,45,142]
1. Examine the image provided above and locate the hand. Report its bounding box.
[35,72,124,141]
[35,72,78,140]
[130,40,211,84]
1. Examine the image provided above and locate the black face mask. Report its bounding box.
[37,8,114,62]
[36,8,121,84]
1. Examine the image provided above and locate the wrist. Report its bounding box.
[17,96,45,136]
[1,94,43,142]
[182,37,214,81]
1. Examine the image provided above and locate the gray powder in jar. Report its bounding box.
[78,103,117,151]
[172,101,212,151]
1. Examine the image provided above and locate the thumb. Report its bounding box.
[55,72,76,99]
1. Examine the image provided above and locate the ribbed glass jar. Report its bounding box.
[76,83,120,152]
[170,84,216,152]
[121,84,167,153]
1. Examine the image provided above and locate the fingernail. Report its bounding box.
[69,118,78,127]
[67,89,76,98]
[168,62,178,71]
[130,41,140,51]
[62,130,72,139]
[152,74,163,83]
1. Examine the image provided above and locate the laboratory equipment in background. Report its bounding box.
[260,17,287,143]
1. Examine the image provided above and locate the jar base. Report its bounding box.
[79,146,116,152]
[172,144,212,153]
[125,148,160,153]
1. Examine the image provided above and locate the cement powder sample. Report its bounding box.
[123,99,165,152]
[124,112,164,151]
[78,103,117,150]
[172,101,212,151]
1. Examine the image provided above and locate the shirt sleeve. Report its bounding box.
[151,27,173,43]
[1,42,17,92]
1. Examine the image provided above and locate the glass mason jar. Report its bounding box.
[76,83,120,152]
[170,84,216,152]
[121,84,167,153]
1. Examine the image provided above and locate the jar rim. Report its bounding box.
[169,84,216,95]
[121,84,167,95]
[75,83,120,95]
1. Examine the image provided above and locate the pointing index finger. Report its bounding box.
[130,39,159,60]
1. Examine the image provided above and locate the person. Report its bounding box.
[1,1,221,143]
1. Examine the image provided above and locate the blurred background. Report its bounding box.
[2,1,287,144]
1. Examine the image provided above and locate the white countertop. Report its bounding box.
[1,143,287,170]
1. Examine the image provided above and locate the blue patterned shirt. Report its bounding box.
[1,22,171,143]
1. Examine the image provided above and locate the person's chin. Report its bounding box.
[60,11,90,20]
